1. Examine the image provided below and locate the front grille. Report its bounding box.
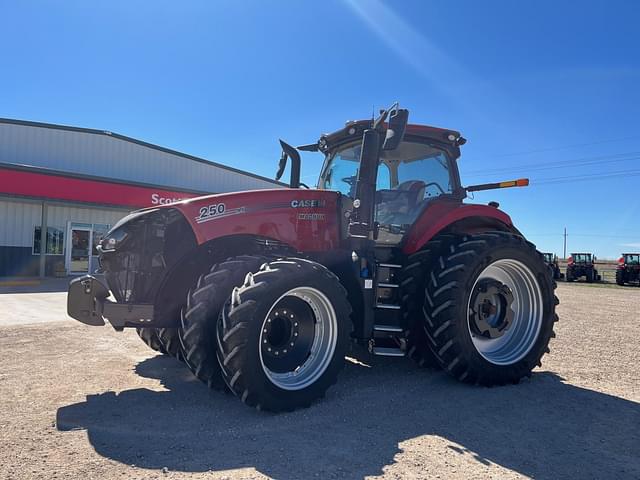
[100,208,195,305]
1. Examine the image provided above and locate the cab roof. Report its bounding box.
[316,120,465,155]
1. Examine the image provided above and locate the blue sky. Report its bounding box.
[1,0,639,258]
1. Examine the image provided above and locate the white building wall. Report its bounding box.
[47,205,128,232]
[0,121,280,194]
[0,198,42,247]
[0,197,128,249]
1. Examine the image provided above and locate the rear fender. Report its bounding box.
[402,201,519,254]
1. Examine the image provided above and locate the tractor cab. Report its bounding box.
[616,253,640,285]
[621,253,640,266]
[569,253,594,265]
[277,104,526,248]
[543,253,555,264]
[316,120,464,244]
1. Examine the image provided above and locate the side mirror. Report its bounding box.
[382,108,409,151]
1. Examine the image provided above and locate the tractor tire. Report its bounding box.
[566,270,573,282]
[585,269,594,283]
[136,328,167,355]
[157,328,184,360]
[180,255,268,390]
[616,269,625,286]
[217,258,352,412]
[400,235,458,369]
[421,232,558,386]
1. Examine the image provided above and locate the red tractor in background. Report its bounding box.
[68,104,558,412]
[565,253,601,283]
[616,253,640,286]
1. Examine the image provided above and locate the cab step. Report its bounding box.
[372,346,405,357]
[373,324,403,333]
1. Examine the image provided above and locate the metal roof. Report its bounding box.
[0,118,284,191]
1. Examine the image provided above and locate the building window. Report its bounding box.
[33,227,65,255]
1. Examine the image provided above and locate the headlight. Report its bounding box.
[98,228,128,253]
[98,209,159,253]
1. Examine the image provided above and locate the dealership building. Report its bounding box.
[0,118,280,277]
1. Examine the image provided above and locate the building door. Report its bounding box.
[66,225,92,274]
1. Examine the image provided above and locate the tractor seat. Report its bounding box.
[395,180,426,206]
[374,180,427,226]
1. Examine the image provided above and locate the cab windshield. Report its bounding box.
[624,254,640,264]
[320,140,455,227]
[572,254,592,263]
[543,253,554,263]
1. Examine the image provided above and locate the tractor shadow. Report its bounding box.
[56,351,640,479]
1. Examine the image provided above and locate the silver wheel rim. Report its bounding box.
[259,287,338,390]
[467,259,544,365]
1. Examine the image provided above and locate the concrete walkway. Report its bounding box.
[0,276,82,326]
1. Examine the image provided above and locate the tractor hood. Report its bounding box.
[155,188,343,252]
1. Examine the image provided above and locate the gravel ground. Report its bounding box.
[0,282,638,479]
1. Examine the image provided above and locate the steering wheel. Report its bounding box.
[423,182,446,196]
[341,176,357,186]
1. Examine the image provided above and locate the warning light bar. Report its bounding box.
[465,178,529,193]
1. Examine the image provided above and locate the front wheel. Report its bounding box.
[136,328,167,354]
[421,232,558,386]
[217,258,352,412]
[180,255,268,390]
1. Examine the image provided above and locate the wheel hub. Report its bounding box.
[261,297,316,374]
[469,279,515,339]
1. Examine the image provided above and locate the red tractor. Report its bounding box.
[616,253,640,286]
[68,105,558,412]
[565,253,601,283]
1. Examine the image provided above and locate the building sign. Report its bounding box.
[0,165,206,208]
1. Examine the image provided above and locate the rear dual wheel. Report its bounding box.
[217,258,352,412]
[420,232,558,385]
[585,269,594,283]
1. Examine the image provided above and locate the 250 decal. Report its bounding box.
[195,203,246,224]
